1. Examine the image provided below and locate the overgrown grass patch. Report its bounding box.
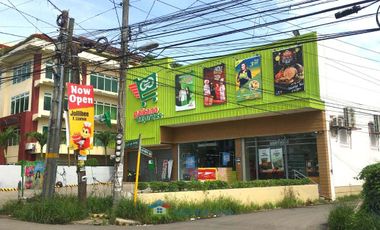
[87,196,113,214]
[1,195,88,224]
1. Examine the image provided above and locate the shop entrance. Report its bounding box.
[244,133,318,180]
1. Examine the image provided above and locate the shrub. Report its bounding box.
[351,210,380,230]
[174,180,187,191]
[138,182,148,191]
[85,158,98,166]
[146,179,311,193]
[358,163,380,215]
[167,182,179,192]
[328,204,355,230]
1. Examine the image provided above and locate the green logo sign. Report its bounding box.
[129,73,158,108]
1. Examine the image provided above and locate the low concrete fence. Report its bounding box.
[139,184,319,205]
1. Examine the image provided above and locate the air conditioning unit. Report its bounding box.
[337,116,345,128]
[25,143,36,151]
[374,115,380,133]
[330,116,338,127]
[344,107,355,128]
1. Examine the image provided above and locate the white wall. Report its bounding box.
[0,165,21,188]
[0,165,113,188]
[318,39,380,188]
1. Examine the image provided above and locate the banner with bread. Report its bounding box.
[273,46,304,95]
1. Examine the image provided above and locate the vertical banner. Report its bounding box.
[235,56,262,102]
[270,148,284,171]
[273,46,304,95]
[203,64,226,106]
[175,73,196,111]
[67,83,94,156]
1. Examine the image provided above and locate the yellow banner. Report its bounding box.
[67,83,94,156]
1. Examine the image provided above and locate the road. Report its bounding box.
[0,204,331,230]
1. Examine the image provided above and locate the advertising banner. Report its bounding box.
[270,148,284,171]
[203,64,226,106]
[273,46,304,95]
[175,73,196,111]
[197,168,217,181]
[235,56,262,102]
[258,148,272,171]
[67,83,94,156]
[24,161,44,189]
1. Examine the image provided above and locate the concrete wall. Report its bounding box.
[0,165,21,188]
[318,40,380,198]
[0,165,113,188]
[139,184,319,205]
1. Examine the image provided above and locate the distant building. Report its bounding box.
[0,34,136,165]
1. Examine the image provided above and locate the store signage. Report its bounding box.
[129,73,158,108]
[134,107,163,123]
[67,83,94,156]
[197,168,217,181]
[126,139,139,149]
[140,147,152,158]
[129,73,163,123]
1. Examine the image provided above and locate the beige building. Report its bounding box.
[0,34,127,165]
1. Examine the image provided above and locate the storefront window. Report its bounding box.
[245,133,318,180]
[179,140,235,180]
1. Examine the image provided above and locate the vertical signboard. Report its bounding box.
[175,73,196,111]
[235,56,262,102]
[273,46,304,95]
[67,83,94,156]
[203,64,226,106]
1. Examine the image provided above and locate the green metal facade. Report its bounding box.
[126,33,323,145]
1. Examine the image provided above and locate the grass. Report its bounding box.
[328,194,380,230]
[0,185,318,225]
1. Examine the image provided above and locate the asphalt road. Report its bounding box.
[0,204,331,230]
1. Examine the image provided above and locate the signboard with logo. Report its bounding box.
[67,83,94,156]
[129,73,163,123]
[197,168,217,181]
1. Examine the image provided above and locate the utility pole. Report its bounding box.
[42,11,71,198]
[113,0,129,204]
[68,19,87,204]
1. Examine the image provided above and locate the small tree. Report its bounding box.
[26,131,48,160]
[0,127,18,164]
[94,131,115,165]
[358,163,380,215]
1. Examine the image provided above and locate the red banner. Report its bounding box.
[67,83,94,109]
[197,168,217,181]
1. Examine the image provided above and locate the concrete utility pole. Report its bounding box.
[42,11,72,198]
[68,18,87,204]
[113,0,129,204]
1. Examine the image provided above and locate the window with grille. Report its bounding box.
[13,62,32,84]
[10,92,29,114]
[94,101,117,120]
[8,128,20,146]
[90,73,118,93]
